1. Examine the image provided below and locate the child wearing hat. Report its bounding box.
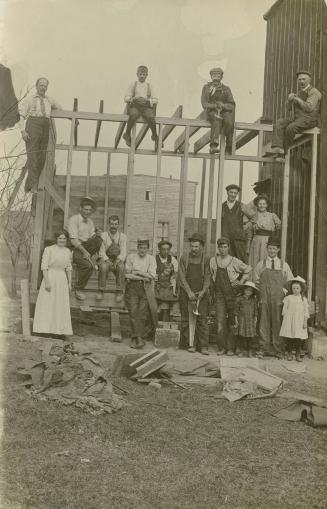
[123,65,159,149]
[234,282,259,357]
[280,276,309,362]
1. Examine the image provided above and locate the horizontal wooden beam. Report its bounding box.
[174,111,207,152]
[114,105,128,148]
[94,99,104,148]
[55,143,278,163]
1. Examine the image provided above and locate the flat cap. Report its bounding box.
[296,70,311,77]
[137,238,150,246]
[210,67,224,75]
[137,65,148,72]
[226,184,240,192]
[158,240,172,249]
[80,196,96,209]
[188,232,205,245]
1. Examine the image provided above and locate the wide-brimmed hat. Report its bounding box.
[238,281,260,297]
[252,178,271,195]
[285,276,307,292]
[80,196,96,210]
[253,193,271,207]
[226,184,240,192]
[158,240,172,249]
[188,232,205,245]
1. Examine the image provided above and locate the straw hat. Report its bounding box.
[238,281,259,297]
[286,276,307,292]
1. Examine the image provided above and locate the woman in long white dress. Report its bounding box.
[248,194,281,271]
[33,231,73,337]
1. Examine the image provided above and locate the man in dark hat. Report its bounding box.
[178,233,211,354]
[19,77,62,193]
[125,239,157,349]
[123,65,160,150]
[201,67,235,154]
[253,236,294,358]
[67,197,102,301]
[268,71,321,157]
[221,183,254,263]
[155,240,178,322]
[210,237,251,355]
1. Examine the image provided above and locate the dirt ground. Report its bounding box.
[0,289,327,509]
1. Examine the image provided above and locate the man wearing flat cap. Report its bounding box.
[125,239,157,349]
[221,183,254,263]
[210,237,251,355]
[123,65,160,150]
[155,240,178,322]
[67,197,102,301]
[178,233,211,354]
[253,235,294,358]
[269,70,321,157]
[201,67,235,154]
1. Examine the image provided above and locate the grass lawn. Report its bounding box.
[1,313,327,509]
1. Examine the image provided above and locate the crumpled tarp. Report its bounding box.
[18,341,125,415]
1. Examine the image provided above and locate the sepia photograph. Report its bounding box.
[0,0,326,507]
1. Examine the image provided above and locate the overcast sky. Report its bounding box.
[0,0,275,211]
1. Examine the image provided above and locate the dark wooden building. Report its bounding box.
[260,0,327,320]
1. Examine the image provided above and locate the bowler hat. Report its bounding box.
[188,232,205,245]
[226,184,240,192]
[158,240,172,249]
[80,196,96,210]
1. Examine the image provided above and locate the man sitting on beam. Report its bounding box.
[123,65,161,150]
[201,67,235,155]
[268,70,321,159]
[67,197,102,301]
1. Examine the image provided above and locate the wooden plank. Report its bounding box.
[44,178,72,215]
[281,151,290,261]
[21,279,32,339]
[194,130,210,154]
[129,349,161,369]
[152,124,163,255]
[63,119,75,226]
[174,111,206,152]
[135,351,168,379]
[73,98,78,147]
[86,151,91,196]
[205,156,215,257]
[94,99,104,148]
[177,126,190,257]
[215,134,226,244]
[110,311,122,342]
[123,124,136,241]
[238,160,244,201]
[161,105,183,142]
[114,105,128,148]
[199,159,207,219]
[103,153,111,230]
[307,132,318,301]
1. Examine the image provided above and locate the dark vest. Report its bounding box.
[221,201,245,241]
[156,254,174,286]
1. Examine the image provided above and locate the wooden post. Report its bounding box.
[103,153,111,230]
[152,124,163,255]
[215,134,226,244]
[73,98,78,147]
[86,151,91,196]
[238,160,244,201]
[307,133,318,301]
[21,279,31,339]
[124,124,136,242]
[64,118,75,227]
[199,159,207,219]
[257,130,263,175]
[177,126,190,257]
[280,150,290,261]
[205,156,215,257]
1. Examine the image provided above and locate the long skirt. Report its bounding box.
[33,268,73,335]
[249,235,269,273]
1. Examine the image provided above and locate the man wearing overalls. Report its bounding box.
[210,237,251,355]
[253,236,294,358]
[269,70,321,157]
[97,215,127,303]
[155,240,178,322]
[123,65,159,149]
[178,233,211,355]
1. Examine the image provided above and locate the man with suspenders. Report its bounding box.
[123,65,160,150]
[97,215,127,303]
[210,237,251,355]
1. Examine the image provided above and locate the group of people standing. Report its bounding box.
[33,187,309,362]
